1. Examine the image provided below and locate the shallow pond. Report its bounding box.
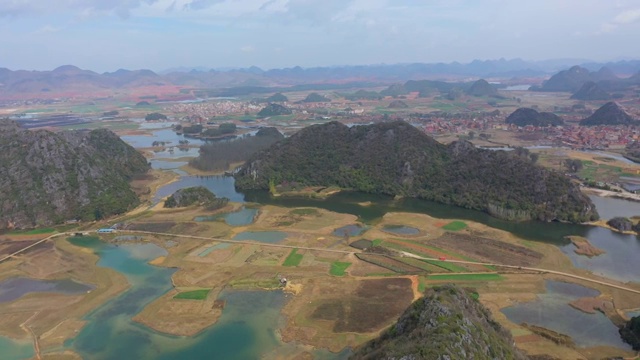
[333,224,366,237]
[501,280,631,350]
[588,195,640,220]
[561,226,640,283]
[63,236,317,360]
[233,231,287,244]
[382,225,420,235]
[0,337,35,360]
[0,277,95,303]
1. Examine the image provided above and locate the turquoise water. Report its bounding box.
[63,237,306,360]
[233,231,287,244]
[382,225,420,235]
[501,280,631,350]
[333,224,366,237]
[0,337,35,360]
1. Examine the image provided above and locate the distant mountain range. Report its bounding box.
[1,59,640,98]
[532,65,640,93]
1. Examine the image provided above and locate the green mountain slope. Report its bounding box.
[0,120,149,229]
[351,285,527,360]
[235,121,597,223]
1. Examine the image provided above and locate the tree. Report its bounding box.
[468,131,475,140]
[564,159,583,173]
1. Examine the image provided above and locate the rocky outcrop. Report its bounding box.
[465,79,498,96]
[506,108,564,127]
[580,102,637,126]
[164,186,229,209]
[351,285,528,360]
[0,120,149,229]
[388,100,409,109]
[257,103,292,117]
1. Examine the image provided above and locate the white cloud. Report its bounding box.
[240,45,254,52]
[613,8,640,24]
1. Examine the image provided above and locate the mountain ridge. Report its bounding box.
[235,120,597,223]
[0,120,150,229]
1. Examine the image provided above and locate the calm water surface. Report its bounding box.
[66,237,303,360]
[502,280,631,350]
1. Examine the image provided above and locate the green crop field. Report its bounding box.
[441,221,468,231]
[422,260,469,272]
[7,228,55,235]
[283,249,303,267]
[173,289,211,300]
[428,273,503,281]
[330,262,351,276]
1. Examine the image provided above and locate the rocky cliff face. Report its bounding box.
[351,285,528,360]
[0,120,149,229]
[235,121,597,223]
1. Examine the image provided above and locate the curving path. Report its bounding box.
[2,229,640,296]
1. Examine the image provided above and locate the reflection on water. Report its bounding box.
[502,280,630,349]
[153,176,243,203]
[588,195,640,220]
[561,226,640,283]
[121,129,208,148]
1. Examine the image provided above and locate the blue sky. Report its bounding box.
[1,0,640,72]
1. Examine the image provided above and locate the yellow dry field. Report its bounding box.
[4,199,639,359]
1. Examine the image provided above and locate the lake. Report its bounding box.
[65,236,302,360]
[502,280,631,350]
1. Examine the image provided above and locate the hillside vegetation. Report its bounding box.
[189,127,284,171]
[164,186,229,210]
[580,102,638,126]
[0,120,149,229]
[351,285,527,360]
[235,121,597,223]
[505,108,564,127]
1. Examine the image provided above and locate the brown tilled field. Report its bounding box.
[431,232,543,266]
[310,278,413,333]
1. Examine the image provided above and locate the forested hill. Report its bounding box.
[235,121,597,223]
[0,120,149,229]
[351,285,528,360]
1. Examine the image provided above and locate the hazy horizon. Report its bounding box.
[1,0,640,72]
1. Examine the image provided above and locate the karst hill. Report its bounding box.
[235,120,597,223]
